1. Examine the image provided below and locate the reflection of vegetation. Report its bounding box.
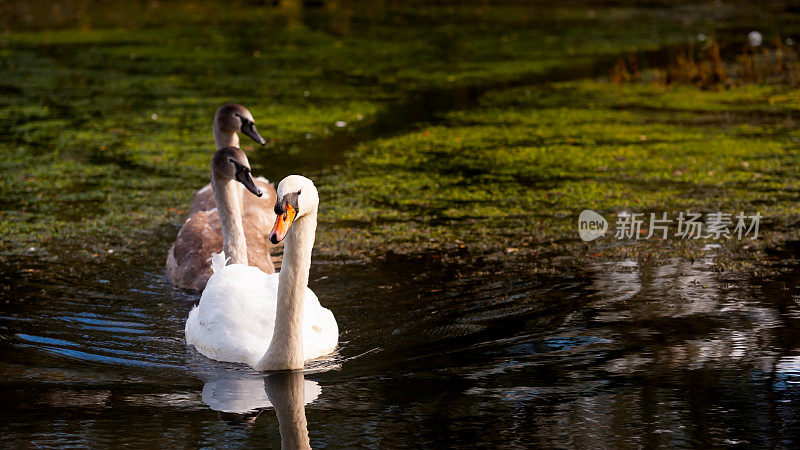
[1,1,799,272]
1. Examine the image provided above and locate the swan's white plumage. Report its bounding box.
[185,251,338,369]
[210,252,229,274]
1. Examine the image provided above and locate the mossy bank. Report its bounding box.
[1,1,799,275]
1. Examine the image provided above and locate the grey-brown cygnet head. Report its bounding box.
[214,103,266,146]
[211,146,263,197]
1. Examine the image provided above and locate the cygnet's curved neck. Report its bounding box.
[259,210,316,371]
[214,122,239,149]
[211,171,247,264]
[265,373,311,450]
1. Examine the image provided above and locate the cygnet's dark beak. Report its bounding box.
[235,166,263,197]
[241,120,266,146]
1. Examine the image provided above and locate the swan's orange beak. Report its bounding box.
[270,204,296,244]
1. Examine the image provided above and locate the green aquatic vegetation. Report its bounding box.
[317,79,800,268]
[1,1,799,273]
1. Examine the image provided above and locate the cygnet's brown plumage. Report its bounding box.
[166,105,278,290]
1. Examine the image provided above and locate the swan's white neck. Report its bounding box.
[211,172,247,265]
[265,373,311,450]
[258,210,316,371]
[214,124,239,149]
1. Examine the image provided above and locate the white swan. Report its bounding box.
[185,175,338,371]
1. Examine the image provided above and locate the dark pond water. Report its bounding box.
[3,241,800,447]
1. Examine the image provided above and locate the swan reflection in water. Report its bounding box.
[202,372,320,448]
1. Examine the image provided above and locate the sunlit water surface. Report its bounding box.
[3,246,800,448]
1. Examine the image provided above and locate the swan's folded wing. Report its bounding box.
[302,288,339,360]
[186,267,280,366]
[167,209,223,290]
[188,182,217,216]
